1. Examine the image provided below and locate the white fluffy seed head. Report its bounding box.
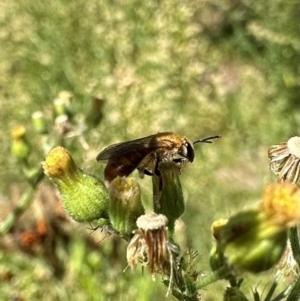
[136,213,168,230]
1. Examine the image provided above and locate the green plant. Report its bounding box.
[39,104,300,300]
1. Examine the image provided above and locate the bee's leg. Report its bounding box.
[153,160,164,191]
[172,158,185,164]
[154,157,185,176]
[143,169,153,176]
[151,163,162,191]
[153,159,161,176]
[159,177,163,191]
[172,158,188,174]
[138,167,153,178]
[173,158,188,167]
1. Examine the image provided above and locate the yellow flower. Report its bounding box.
[262,183,300,226]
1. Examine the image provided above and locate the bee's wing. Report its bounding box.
[96,135,166,161]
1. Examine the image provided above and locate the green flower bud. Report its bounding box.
[221,209,287,273]
[220,184,300,274]
[11,126,30,161]
[55,91,73,118]
[31,111,48,134]
[209,219,238,283]
[53,98,67,117]
[109,176,144,237]
[42,147,109,222]
[152,161,184,234]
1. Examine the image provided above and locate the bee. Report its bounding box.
[96,132,220,183]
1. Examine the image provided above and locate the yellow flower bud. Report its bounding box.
[11,126,30,161]
[221,209,287,273]
[42,147,109,222]
[109,176,144,237]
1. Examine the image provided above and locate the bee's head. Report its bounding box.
[178,135,221,163]
[179,139,195,162]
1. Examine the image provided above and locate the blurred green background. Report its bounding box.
[0,0,299,300]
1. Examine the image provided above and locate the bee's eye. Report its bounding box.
[179,144,188,158]
[186,142,195,162]
[179,142,194,162]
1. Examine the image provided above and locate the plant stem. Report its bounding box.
[195,267,230,289]
[288,227,300,268]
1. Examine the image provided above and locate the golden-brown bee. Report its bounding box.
[96,132,220,183]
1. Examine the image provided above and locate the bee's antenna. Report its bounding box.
[193,135,221,145]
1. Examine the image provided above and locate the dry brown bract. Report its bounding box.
[127,213,170,277]
[268,137,300,183]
